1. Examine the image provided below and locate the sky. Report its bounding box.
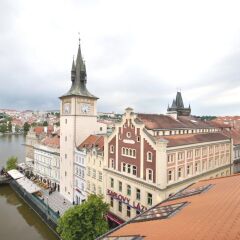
[0,0,240,115]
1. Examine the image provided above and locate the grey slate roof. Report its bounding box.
[60,43,98,99]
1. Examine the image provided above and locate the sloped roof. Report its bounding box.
[160,132,229,147]
[78,134,104,151]
[41,135,60,148]
[137,114,214,130]
[222,129,240,145]
[99,174,240,240]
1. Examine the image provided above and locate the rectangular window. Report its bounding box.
[136,188,141,200]
[133,166,137,175]
[110,178,114,188]
[92,169,96,179]
[127,205,131,217]
[127,185,131,196]
[147,193,152,206]
[168,170,173,182]
[178,167,182,178]
[110,197,114,207]
[118,201,122,212]
[98,171,102,181]
[127,164,131,174]
[122,163,126,172]
[111,159,115,168]
[119,181,122,192]
[187,150,192,159]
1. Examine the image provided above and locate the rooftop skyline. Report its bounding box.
[1,0,240,115]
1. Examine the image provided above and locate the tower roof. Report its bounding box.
[60,41,98,99]
[176,91,184,108]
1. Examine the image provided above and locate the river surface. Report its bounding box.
[0,134,58,240]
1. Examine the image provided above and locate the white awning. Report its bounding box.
[16,177,41,194]
[7,169,24,180]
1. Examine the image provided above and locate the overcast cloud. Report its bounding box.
[0,0,240,115]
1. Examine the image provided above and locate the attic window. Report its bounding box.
[132,202,188,223]
[169,184,213,201]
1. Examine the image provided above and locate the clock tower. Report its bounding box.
[59,41,98,202]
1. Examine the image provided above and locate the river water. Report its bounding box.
[0,134,58,240]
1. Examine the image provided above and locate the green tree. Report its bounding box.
[43,121,48,126]
[6,156,18,171]
[8,121,12,132]
[0,123,8,133]
[57,195,109,240]
[23,122,30,132]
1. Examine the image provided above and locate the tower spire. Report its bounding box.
[60,38,98,99]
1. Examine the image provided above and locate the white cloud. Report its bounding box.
[0,0,240,114]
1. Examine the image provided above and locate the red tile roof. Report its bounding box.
[159,132,230,147]
[100,174,240,240]
[78,134,104,151]
[137,114,214,130]
[41,135,60,148]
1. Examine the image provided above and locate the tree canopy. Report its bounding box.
[57,195,109,240]
[6,156,18,171]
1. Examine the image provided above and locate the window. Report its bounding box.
[178,152,184,161]
[87,167,91,176]
[87,181,90,190]
[209,146,214,154]
[127,164,131,174]
[122,163,126,172]
[98,186,102,195]
[178,167,183,178]
[111,159,115,169]
[170,184,213,200]
[147,193,152,206]
[147,152,152,162]
[127,185,131,196]
[92,169,96,179]
[136,188,141,200]
[147,169,153,181]
[65,154,67,159]
[110,178,114,188]
[127,205,131,217]
[118,201,122,212]
[65,171,67,176]
[119,181,122,192]
[133,202,187,223]
[167,154,175,163]
[110,145,114,153]
[133,166,137,175]
[110,197,114,207]
[65,119,67,124]
[137,136,140,142]
[65,136,67,142]
[122,147,125,155]
[195,162,200,173]
[168,170,173,182]
[187,165,191,175]
[195,149,201,157]
[98,171,102,181]
[202,147,207,157]
[127,132,131,138]
[187,151,192,159]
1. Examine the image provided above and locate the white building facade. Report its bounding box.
[74,148,87,204]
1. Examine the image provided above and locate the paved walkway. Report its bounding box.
[41,190,72,216]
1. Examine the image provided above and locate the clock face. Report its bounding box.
[81,104,90,113]
[63,103,71,114]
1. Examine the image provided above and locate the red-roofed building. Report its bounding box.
[103,108,232,224]
[98,174,240,240]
